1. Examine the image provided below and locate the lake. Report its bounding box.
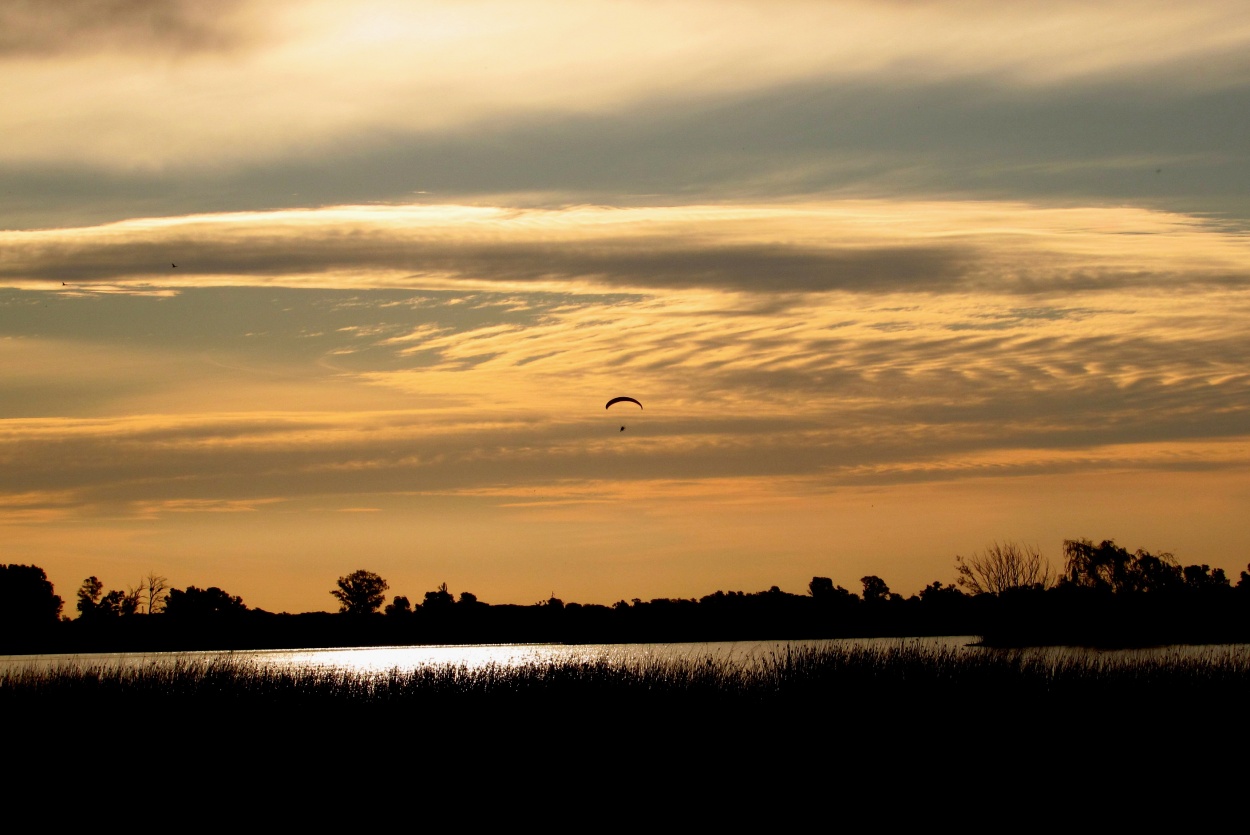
[6,635,1250,676]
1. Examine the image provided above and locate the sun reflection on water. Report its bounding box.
[1,636,982,675]
[8,636,1249,678]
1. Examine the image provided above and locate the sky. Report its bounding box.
[3,0,1250,614]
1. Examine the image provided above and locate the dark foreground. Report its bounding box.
[8,642,1248,746]
[7,641,1245,819]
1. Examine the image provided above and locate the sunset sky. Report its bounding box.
[3,0,1249,614]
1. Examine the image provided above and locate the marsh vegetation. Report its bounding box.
[10,638,1248,783]
[8,640,1248,723]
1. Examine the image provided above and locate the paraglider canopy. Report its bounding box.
[605,396,642,410]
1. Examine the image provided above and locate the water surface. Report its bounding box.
[2,636,972,675]
[7,636,1250,676]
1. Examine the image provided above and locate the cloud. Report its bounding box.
[0,0,255,57]
[3,1,1249,184]
[4,218,1249,519]
[5,71,1250,231]
[5,201,1250,294]
[3,201,1249,528]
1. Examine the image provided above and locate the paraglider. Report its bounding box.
[606,396,642,432]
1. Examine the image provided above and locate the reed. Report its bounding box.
[6,642,1248,717]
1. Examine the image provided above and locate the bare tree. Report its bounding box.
[955,541,1052,595]
[138,572,169,614]
[121,585,144,616]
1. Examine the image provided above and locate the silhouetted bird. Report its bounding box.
[172,263,177,268]
[620,426,625,431]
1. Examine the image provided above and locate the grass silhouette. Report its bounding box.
[7,641,1248,717]
[8,641,1249,790]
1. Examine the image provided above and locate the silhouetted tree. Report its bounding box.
[860,575,894,604]
[0,564,63,632]
[457,591,479,606]
[384,595,412,616]
[1061,539,1190,594]
[164,586,247,618]
[1181,564,1230,592]
[330,570,389,615]
[917,581,963,602]
[139,572,169,615]
[1130,551,1182,593]
[423,583,454,610]
[810,577,855,602]
[955,541,1052,595]
[76,576,139,620]
[77,576,104,617]
[106,590,140,617]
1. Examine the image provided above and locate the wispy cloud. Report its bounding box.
[4,1,1249,233]
[3,201,1248,529]
[5,201,1248,292]
[4,2,1249,169]
[0,0,257,58]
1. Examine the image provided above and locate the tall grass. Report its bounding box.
[6,642,1248,718]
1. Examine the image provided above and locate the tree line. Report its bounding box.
[3,537,1249,653]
